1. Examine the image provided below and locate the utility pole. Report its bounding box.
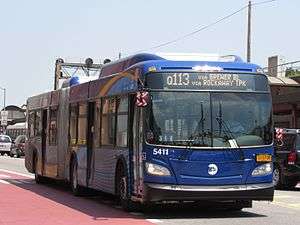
[0,86,7,133]
[0,86,6,110]
[247,1,252,63]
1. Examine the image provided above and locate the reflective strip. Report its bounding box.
[146,182,274,192]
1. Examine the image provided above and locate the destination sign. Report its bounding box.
[146,72,268,91]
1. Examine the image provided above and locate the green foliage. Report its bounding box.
[286,68,300,78]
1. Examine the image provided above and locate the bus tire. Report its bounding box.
[285,178,298,190]
[116,164,140,212]
[34,154,45,184]
[70,158,84,196]
[226,200,252,211]
[273,166,282,189]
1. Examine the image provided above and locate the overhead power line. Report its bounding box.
[252,0,276,6]
[130,0,277,55]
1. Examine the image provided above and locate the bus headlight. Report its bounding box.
[251,163,273,176]
[145,162,171,176]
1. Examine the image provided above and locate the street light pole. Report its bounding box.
[0,86,5,110]
[0,86,6,134]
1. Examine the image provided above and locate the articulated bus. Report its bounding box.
[25,53,274,211]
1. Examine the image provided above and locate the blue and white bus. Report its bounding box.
[25,53,274,211]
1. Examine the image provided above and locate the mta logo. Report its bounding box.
[208,164,218,176]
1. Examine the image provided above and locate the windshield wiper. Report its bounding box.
[216,102,244,160]
[189,102,208,145]
[171,139,195,148]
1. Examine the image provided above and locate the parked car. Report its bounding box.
[273,128,300,189]
[10,135,26,158]
[0,135,12,156]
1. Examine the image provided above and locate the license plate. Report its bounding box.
[256,154,272,162]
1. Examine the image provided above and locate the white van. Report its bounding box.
[0,135,12,155]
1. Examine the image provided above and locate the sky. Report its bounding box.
[0,0,299,106]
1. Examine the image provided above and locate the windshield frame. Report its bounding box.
[144,89,273,149]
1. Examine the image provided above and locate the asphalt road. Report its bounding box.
[0,156,300,225]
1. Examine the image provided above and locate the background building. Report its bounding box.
[267,56,300,128]
[0,105,26,139]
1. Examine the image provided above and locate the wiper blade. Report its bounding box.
[171,139,196,149]
[172,139,195,142]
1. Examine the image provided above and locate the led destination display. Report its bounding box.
[146,72,269,91]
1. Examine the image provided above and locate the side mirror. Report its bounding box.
[135,91,150,107]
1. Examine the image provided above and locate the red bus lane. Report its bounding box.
[0,171,153,225]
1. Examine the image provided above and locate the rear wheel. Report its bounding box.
[34,155,45,184]
[15,150,20,158]
[70,159,85,196]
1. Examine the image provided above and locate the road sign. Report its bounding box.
[0,111,8,126]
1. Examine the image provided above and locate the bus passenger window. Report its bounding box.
[116,97,128,147]
[49,108,58,145]
[28,111,35,138]
[35,111,42,136]
[69,105,78,145]
[94,99,101,148]
[101,98,116,146]
[78,103,87,145]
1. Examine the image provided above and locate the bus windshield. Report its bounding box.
[145,91,272,148]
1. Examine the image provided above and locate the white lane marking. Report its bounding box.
[146,219,163,223]
[0,179,10,184]
[129,212,144,216]
[0,169,34,178]
[0,174,11,178]
[274,195,292,199]
[129,212,163,224]
[19,180,33,184]
[10,180,24,184]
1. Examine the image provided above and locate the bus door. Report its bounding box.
[41,109,47,175]
[86,102,95,186]
[131,104,144,196]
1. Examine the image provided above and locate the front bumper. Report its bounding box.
[143,182,274,202]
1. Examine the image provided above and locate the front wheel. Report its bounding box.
[285,179,299,190]
[117,168,140,211]
[225,200,252,211]
[273,167,282,189]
